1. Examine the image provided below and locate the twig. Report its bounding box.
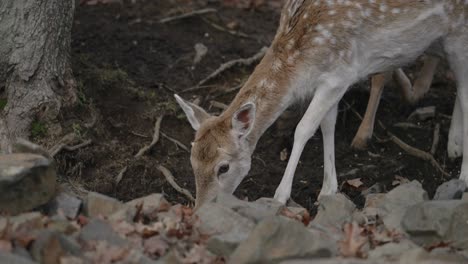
[210,100,228,110]
[387,131,449,177]
[115,166,128,184]
[201,17,249,38]
[159,8,217,23]
[156,165,195,202]
[130,131,150,138]
[197,47,268,86]
[181,84,217,94]
[135,116,163,158]
[50,139,93,158]
[343,100,449,177]
[431,123,441,155]
[161,132,190,152]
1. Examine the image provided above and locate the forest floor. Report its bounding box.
[43,0,461,211]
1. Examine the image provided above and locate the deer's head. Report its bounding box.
[175,94,256,209]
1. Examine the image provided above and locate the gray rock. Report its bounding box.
[30,230,82,263]
[47,191,82,219]
[230,217,334,264]
[312,193,356,229]
[196,202,255,256]
[0,252,36,264]
[368,239,419,261]
[402,200,468,249]
[85,192,124,217]
[0,153,56,215]
[364,181,429,232]
[79,218,127,246]
[282,259,382,264]
[214,193,284,223]
[433,179,466,200]
[398,248,464,264]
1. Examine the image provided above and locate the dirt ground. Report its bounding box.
[50,0,461,211]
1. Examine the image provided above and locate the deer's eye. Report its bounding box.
[218,164,230,176]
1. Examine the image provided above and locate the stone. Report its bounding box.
[0,153,56,215]
[463,192,468,201]
[196,202,255,256]
[214,193,284,223]
[46,219,78,235]
[398,247,465,264]
[10,212,44,230]
[379,181,428,231]
[230,217,334,264]
[402,200,468,249]
[125,193,168,216]
[283,259,382,264]
[30,230,82,263]
[312,193,356,229]
[0,252,36,264]
[78,218,127,246]
[433,179,466,200]
[47,191,82,219]
[85,192,124,217]
[368,239,419,261]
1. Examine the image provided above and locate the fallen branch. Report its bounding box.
[197,47,268,86]
[201,17,249,38]
[135,116,163,158]
[376,119,450,177]
[161,132,190,152]
[50,136,92,158]
[157,164,195,202]
[343,100,449,177]
[115,166,128,184]
[431,123,441,155]
[159,8,217,23]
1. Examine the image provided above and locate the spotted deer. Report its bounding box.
[175,0,468,208]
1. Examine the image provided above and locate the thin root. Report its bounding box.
[159,8,217,23]
[161,132,190,152]
[157,164,195,202]
[135,116,163,158]
[197,47,267,86]
[430,123,441,155]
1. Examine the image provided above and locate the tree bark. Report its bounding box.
[0,0,76,153]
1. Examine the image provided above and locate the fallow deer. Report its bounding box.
[176,0,468,207]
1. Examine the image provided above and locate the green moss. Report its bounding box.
[31,121,47,139]
[0,98,7,111]
[96,68,129,88]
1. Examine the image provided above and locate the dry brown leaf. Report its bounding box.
[144,236,169,257]
[392,175,410,186]
[346,178,364,188]
[280,148,288,161]
[339,222,368,258]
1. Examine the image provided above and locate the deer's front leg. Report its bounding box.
[318,103,338,198]
[274,85,345,204]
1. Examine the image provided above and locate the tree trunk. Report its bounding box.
[0,0,76,153]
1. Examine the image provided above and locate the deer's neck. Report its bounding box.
[221,49,314,150]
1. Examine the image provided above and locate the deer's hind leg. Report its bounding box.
[444,31,468,183]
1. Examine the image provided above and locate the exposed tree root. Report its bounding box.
[197,47,267,86]
[159,8,217,23]
[156,164,195,202]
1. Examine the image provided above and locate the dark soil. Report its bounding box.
[54,0,461,211]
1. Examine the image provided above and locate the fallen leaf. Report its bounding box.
[144,236,169,256]
[392,175,410,186]
[339,222,368,258]
[346,178,364,188]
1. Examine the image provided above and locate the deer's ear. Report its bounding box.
[174,94,211,131]
[232,102,256,138]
